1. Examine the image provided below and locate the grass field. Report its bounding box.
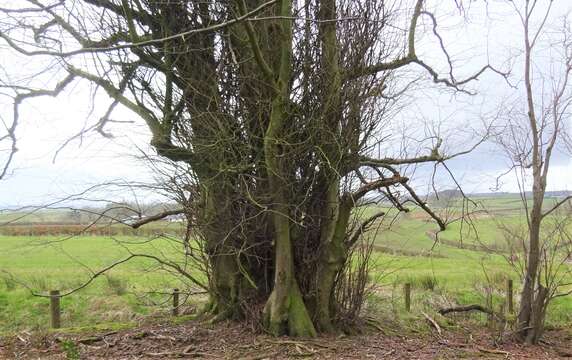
[0,196,571,334]
[0,232,199,333]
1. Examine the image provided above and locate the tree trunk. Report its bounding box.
[517,171,545,343]
[262,199,316,336]
[314,182,351,332]
[199,186,239,317]
[517,216,541,340]
[261,1,316,335]
[262,87,317,336]
[526,284,548,344]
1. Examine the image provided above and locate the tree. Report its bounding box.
[0,0,498,336]
[494,0,572,344]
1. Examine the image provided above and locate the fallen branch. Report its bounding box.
[78,331,118,345]
[144,349,211,358]
[365,317,387,334]
[438,304,493,316]
[437,339,471,348]
[241,351,280,360]
[149,334,177,342]
[422,311,442,336]
[439,304,507,323]
[293,343,317,357]
[477,347,510,356]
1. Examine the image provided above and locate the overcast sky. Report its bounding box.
[0,0,571,207]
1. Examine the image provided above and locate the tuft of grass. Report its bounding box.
[60,339,80,360]
[1,276,16,291]
[27,276,50,292]
[485,270,509,289]
[417,275,440,291]
[105,275,128,296]
[400,274,442,292]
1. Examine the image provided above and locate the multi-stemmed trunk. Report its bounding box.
[3,0,455,338]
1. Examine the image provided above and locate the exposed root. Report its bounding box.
[262,285,317,337]
[192,297,238,325]
[207,307,233,325]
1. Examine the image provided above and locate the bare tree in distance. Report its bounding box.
[492,0,572,344]
[0,0,504,336]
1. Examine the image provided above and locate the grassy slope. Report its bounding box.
[366,197,572,327]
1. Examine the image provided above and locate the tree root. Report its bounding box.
[77,331,118,345]
[207,307,233,325]
[180,297,238,326]
[263,286,317,337]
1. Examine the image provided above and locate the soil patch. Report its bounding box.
[1,319,570,359]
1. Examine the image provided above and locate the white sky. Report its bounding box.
[0,0,571,207]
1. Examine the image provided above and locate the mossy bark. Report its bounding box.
[199,186,242,319]
[314,181,349,332]
[260,0,317,337]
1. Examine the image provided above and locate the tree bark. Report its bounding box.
[314,184,351,332]
[516,7,549,343]
[261,0,316,337]
[200,187,242,319]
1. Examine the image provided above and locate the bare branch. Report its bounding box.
[346,211,385,248]
[130,208,185,229]
[542,196,572,220]
[348,175,408,202]
[0,0,278,58]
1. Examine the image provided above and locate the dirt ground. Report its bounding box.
[1,319,571,359]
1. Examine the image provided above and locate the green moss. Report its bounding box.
[287,290,317,338]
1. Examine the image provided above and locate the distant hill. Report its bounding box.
[468,190,572,199]
[363,189,571,206]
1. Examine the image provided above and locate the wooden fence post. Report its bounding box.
[173,288,180,316]
[50,290,61,329]
[404,283,411,312]
[486,292,493,329]
[507,279,514,314]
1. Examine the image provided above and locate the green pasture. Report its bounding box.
[364,198,572,328]
[0,195,571,333]
[0,234,201,333]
